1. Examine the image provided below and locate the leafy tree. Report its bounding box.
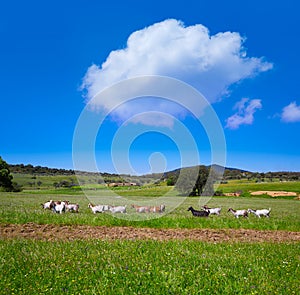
[0,156,13,191]
[191,166,216,196]
[175,165,217,196]
[175,167,198,195]
[166,176,176,186]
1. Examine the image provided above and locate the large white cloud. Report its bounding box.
[225,98,262,129]
[81,19,272,126]
[281,102,300,122]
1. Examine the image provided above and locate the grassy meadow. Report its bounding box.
[218,178,300,195]
[1,178,300,230]
[1,239,299,295]
[1,177,300,294]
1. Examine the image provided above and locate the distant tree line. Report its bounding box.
[9,162,300,182]
[9,164,76,176]
[53,180,78,189]
[223,170,300,182]
[9,164,126,180]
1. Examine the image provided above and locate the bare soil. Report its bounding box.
[250,191,298,197]
[1,223,299,243]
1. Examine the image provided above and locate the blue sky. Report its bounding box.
[1,0,299,174]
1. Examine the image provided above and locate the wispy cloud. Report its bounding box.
[281,101,300,122]
[226,98,262,129]
[81,19,272,126]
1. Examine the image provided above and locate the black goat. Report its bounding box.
[187,206,209,217]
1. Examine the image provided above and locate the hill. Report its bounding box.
[9,163,300,183]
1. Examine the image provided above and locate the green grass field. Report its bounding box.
[1,180,299,294]
[218,179,300,194]
[0,190,300,231]
[0,181,299,230]
[1,239,299,295]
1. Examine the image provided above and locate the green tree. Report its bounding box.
[191,165,215,196]
[166,176,176,186]
[175,165,216,196]
[0,156,13,191]
[175,167,197,195]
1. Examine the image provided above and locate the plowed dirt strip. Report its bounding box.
[1,223,300,243]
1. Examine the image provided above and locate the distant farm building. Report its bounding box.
[107,182,138,187]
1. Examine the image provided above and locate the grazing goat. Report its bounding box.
[202,205,221,215]
[149,204,165,213]
[228,208,248,218]
[88,203,110,214]
[247,208,271,218]
[131,205,150,213]
[50,200,66,214]
[109,205,127,214]
[187,206,209,217]
[102,205,111,211]
[41,200,52,210]
[64,201,79,213]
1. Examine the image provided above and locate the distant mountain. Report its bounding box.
[211,164,250,174]
[162,164,249,179]
[8,163,249,176]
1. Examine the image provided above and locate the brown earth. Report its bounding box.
[1,223,299,243]
[250,191,298,197]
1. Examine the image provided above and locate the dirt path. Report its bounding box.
[1,223,299,243]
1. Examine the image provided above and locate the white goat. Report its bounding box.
[50,200,66,214]
[64,201,79,213]
[202,205,221,215]
[41,200,52,210]
[247,208,271,218]
[102,205,111,212]
[228,208,248,218]
[110,205,127,214]
[88,203,107,214]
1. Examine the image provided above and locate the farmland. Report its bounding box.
[0,175,300,294]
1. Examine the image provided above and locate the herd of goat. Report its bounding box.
[41,200,271,218]
[188,206,271,218]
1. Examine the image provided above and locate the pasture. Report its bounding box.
[1,181,299,294]
[218,178,300,195]
[1,239,299,294]
[0,188,299,231]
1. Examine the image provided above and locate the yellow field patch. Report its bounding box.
[250,191,297,197]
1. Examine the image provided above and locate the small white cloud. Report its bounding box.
[281,102,300,122]
[81,19,272,126]
[226,98,262,129]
